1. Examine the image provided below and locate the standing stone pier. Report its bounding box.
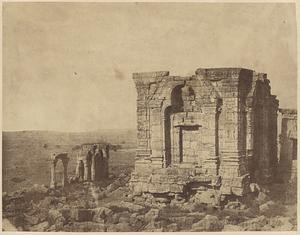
[278,109,297,182]
[76,143,110,182]
[50,152,69,189]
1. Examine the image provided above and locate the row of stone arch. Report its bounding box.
[76,144,110,182]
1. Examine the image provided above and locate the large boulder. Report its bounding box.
[24,213,39,226]
[119,201,148,214]
[63,222,106,232]
[191,215,223,232]
[92,207,113,223]
[30,221,49,232]
[106,179,123,193]
[259,201,276,214]
[48,209,63,225]
[165,223,179,232]
[48,209,65,231]
[107,222,132,232]
[118,211,131,224]
[240,215,268,231]
[222,224,243,231]
[24,184,48,202]
[269,216,294,231]
[257,191,270,204]
[129,214,145,231]
[144,208,160,223]
[70,209,94,222]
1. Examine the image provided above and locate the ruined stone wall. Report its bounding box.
[76,143,110,182]
[131,68,278,201]
[278,109,297,182]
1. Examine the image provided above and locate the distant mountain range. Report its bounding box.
[3,129,137,149]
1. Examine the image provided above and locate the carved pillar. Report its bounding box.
[62,158,69,187]
[84,160,90,181]
[103,148,109,178]
[50,160,57,189]
[204,107,220,176]
[261,102,271,182]
[75,161,79,177]
[245,99,254,179]
[91,153,95,181]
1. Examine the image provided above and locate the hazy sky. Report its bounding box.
[3,3,297,132]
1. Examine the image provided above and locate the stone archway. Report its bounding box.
[50,152,69,188]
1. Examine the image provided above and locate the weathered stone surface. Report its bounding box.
[191,214,223,231]
[269,216,294,231]
[48,209,64,225]
[76,143,110,182]
[130,67,279,202]
[107,222,132,232]
[64,222,106,232]
[119,201,148,213]
[70,209,94,222]
[92,207,113,223]
[144,208,160,223]
[31,221,49,231]
[277,109,297,183]
[24,213,39,225]
[222,224,243,231]
[259,200,276,214]
[240,215,268,231]
[49,153,69,189]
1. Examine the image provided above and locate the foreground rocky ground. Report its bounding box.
[3,172,297,232]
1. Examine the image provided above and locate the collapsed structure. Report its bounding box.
[49,144,110,188]
[76,143,110,182]
[130,68,279,203]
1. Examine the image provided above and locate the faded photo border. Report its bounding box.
[0,0,299,234]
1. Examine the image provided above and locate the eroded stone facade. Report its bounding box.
[278,109,297,182]
[130,68,279,202]
[76,143,110,182]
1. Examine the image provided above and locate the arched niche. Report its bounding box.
[164,84,184,167]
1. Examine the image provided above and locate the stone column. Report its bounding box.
[91,154,95,181]
[103,148,109,178]
[83,160,89,181]
[261,102,271,183]
[75,160,80,178]
[245,105,254,177]
[50,160,57,189]
[62,158,69,187]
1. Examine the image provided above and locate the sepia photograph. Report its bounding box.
[2,1,298,232]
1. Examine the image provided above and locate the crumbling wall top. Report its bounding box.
[195,67,253,79]
[279,108,297,116]
[133,71,169,79]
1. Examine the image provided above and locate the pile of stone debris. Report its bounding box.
[2,173,297,232]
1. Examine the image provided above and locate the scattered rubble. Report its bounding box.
[2,170,297,232]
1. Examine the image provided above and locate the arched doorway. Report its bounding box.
[164,85,184,167]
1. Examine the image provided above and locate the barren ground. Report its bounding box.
[2,130,136,193]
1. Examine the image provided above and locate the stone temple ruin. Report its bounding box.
[76,143,110,182]
[130,68,279,204]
